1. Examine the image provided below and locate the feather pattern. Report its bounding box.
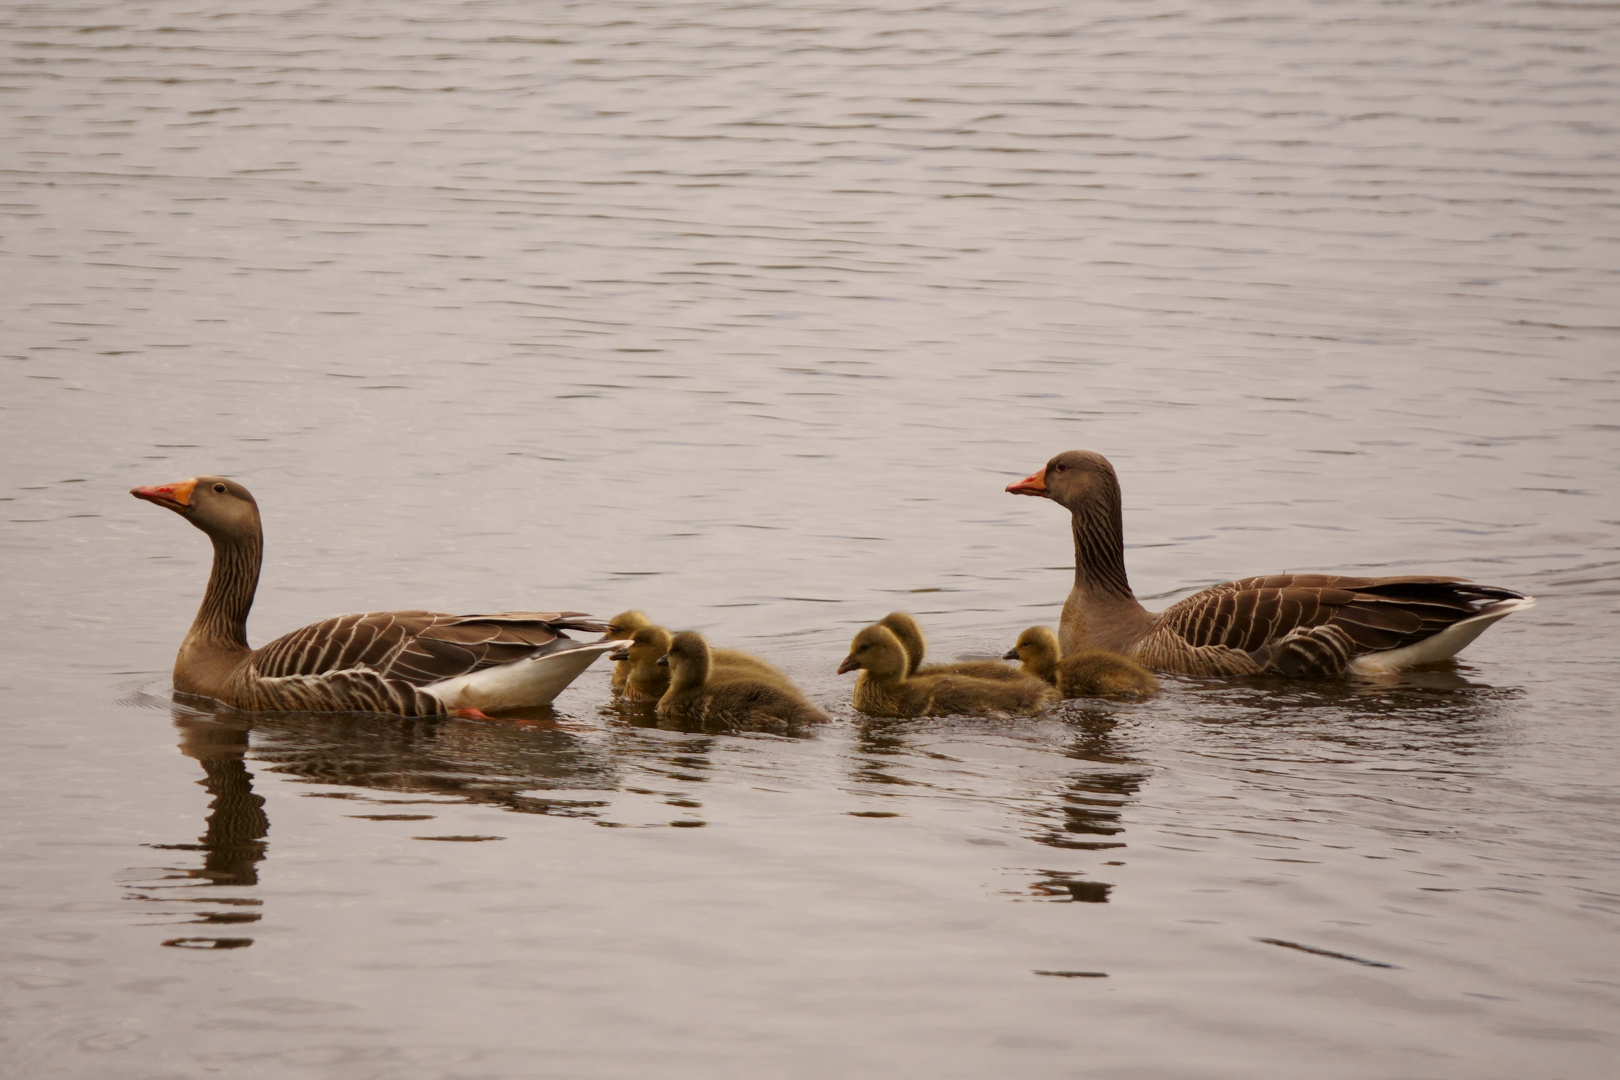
[239,611,607,714]
[1007,451,1534,678]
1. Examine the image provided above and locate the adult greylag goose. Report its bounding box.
[654,631,828,731]
[1006,450,1535,677]
[877,611,1023,681]
[838,623,1057,718]
[1004,626,1159,699]
[132,476,616,716]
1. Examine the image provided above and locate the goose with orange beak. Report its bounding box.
[1006,450,1534,677]
[131,474,617,716]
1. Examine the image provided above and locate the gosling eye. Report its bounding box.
[213,482,227,493]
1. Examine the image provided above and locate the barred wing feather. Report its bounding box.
[1150,575,1528,677]
[250,611,607,687]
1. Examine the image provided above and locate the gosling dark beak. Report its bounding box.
[608,649,629,662]
[1002,647,1019,661]
[655,654,670,667]
[1005,467,1047,496]
[836,655,860,675]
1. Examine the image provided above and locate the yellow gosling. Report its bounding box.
[609,625,674,703]
[610,622,791,703]
[878,611,1022,681]
[839,623,1056,719]
[604,610,654,692]
[657,631,829,732]
[1004,625,1159,699]
[1057,650,1159,699]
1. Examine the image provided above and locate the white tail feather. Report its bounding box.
[424,641,619,711]
[1349,596,1535,674]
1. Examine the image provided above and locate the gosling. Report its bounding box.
[609,625,676,703]
[603,610,654,693]
[878,611,1023,681]
[839,623,1057,718]
[1004,626,1159,699]
[610,624,793,702]
[657,631,829,732]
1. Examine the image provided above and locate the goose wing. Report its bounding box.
[1150,575,1525,676]
[249,610,609,687]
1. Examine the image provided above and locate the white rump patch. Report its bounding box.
[1349,596,1536,675]
[424,640,619,711]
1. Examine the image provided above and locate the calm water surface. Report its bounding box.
[2,1,1618,1077]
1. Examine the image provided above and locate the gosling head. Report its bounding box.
[131,475,261,540]
[604,610,652,641]
[609,625,672,665]
[656,630,711,684]
[1004,625,1061,680]
[1005,449,1121,513]
[837,623,909,680]
[877,611,925,676]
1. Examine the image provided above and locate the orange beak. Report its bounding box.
[1005,468,1047,496]
[131,477,198,513]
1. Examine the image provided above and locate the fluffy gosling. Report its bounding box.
[609,625,675,703]
[878,611,1023,680]
[1004,626,1159,699]
[610,624,793,703]
[604,610,654,692]
[657,631,828,732]
[839,623,1056,718]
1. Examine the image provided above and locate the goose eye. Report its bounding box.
[212,483,226,493]
[1053,463,1066,473]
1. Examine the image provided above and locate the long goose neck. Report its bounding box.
[190,524,261,651]
[1069,482,1137,605]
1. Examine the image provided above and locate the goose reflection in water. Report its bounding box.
[194,705,659,828]
[126,713,269,949]
[1173,665,1517,760]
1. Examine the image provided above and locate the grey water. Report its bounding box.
[2,1,1618,1077]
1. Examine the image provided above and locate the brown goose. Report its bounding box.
[1004,626,1159,699]
[655,631,828,731]
[132,476,616,716]
[1006,450,1535,677]
[838,623,1057,718]
[878,611,1023,681]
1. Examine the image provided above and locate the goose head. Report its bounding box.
[837,623,908,680]
[1003,625,1060,680]
[1005,450,1120,512]
[131,475,261,540]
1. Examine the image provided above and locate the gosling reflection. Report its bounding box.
[849,717,922,789]
[1013,716,1151,905]
[1032,770,1147,851]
